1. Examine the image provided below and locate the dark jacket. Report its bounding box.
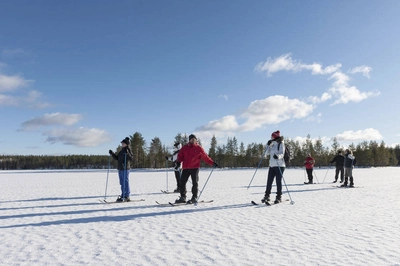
[177,142,214,169]
[111,147,133,170]
[330,155,345,167]
[344,154,356,168]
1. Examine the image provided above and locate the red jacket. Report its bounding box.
[304,156,315,169]
[177,142,214,169]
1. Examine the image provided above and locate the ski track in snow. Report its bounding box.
[0,168,399,265]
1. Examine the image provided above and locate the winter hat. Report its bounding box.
[271,130,280,140]
[121,137,130,145]
[189,134,197,141]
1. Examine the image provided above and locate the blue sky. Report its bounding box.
[1,0,399,155]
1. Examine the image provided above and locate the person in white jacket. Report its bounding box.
[262,130,286,204]
[166,142,182,193]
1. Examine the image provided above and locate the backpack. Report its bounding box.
[278,142,291,165]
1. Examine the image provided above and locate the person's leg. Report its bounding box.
[124,170,130,199]
[349,168,354,187]
[306,169,313,183]
[174,170,181,192]
[178,169,190,201]
[334,167,339,182]
[264,167,275,201]
[275,167,284,201]
[340,167,344,182]
[190,169,199,200]
[343,168,349,186]
[117,170,124,201]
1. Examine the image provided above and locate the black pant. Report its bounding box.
[180,168,199,199]
[306,169,313,183]
[265,166,285,198]
[334,166,344,181]
[174,169,181,188]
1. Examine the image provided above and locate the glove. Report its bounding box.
[109,149,113,155]
[273,154,278,159]
[267,140,272,145]
[174,161,181,170]
[165,156,169,160]
[213,162,218,168]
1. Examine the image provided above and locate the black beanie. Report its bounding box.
[121,137,130,145]
[189,134,197,141]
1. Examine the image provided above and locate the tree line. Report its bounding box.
[1,132,399,170]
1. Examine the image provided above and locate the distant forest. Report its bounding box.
[1,132,399,170]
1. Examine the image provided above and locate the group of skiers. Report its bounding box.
[109,134,217,204]
[108,131,357,204]
[303,149,357,187]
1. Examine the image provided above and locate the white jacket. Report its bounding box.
[266,141,286,168]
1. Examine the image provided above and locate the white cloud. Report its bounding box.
[348,65,372,79]
[44,127,112,147]
[218,95,228,101]
[0,93,18,106]
[0,74,32,92]
[196,115,239,132]
[254,53,341,77]
[239,96,314,131]
[255,53,379,105]
[336,128,383,142]
[328,71,380,105]
[20,113,83,131]
[196,95,314,136]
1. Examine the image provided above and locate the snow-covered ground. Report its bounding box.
[1,167,399,266]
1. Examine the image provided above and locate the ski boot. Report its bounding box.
[274,196,282,204]
[187,197,197,204]
[261,195,270,203]
[175,196,186,204]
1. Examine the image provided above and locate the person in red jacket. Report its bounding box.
[304,154,315,184]
[174,134,217,204]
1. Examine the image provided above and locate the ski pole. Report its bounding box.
[313,169,320,184]
[123,152,127,198]
[323,166,330,183]
[165,159,169,192]
[276,159,295,205]
[247,144,269,189]
[196,166,216,205]
[104,154,111,200]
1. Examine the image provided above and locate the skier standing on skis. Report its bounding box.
[304,154,315,184]
[341,149,356,187]
[166,141,182,193]
[109,137,133,202]
[174,134,217,204]
[262,130,286,204]
[330,150,345,183]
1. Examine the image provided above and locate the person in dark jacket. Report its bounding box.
[330,150,345,183]
[109,137,133,202]
[175,134,217,204]
[166,141,182,193]
[341,149,356,187]
[303,154,315,184]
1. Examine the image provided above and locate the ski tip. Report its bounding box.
[251,201,258,205]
